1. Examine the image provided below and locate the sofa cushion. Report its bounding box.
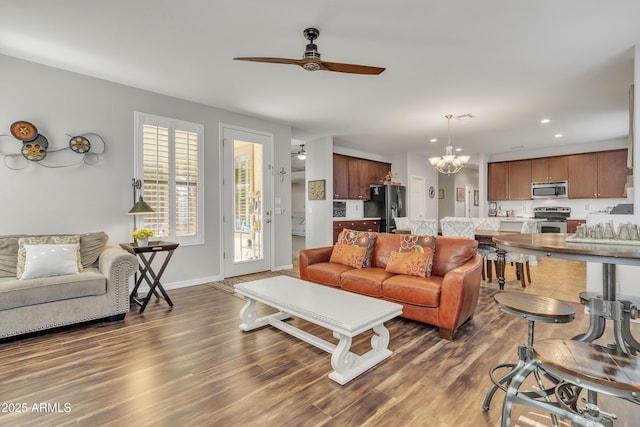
[329,244,367,269]
[79,232,108,268]
[20,244,80,280]
[0,268,106,311]
[341,267,393,297]
[382,274,443,307]
[0,232,108,279]
[337,229,377,267]
[431,237,478,277]
[0,236,21,278]
[305,262,352,287]
[385,249,434,277]
[370,233,405,268]
[17,235,82,278]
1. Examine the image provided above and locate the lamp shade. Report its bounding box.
[128,196,154,215]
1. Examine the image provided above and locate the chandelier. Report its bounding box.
[428,114,470,175]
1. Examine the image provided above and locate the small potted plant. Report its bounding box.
[132,228,154,247]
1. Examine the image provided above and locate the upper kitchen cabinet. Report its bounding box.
[488,160,531,200]
[487,162,508,201]
[568,149,630,199]
[348,157,371,200]
[508,160,532,199]
[332,154,349,199]
[332,154,391,200]
[531,156,568,182]
[368,161,389,186]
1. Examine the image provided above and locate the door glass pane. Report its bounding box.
[234,140,263,262]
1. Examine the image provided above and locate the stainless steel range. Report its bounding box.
[533,206,571,233]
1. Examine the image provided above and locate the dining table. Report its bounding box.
[493,232,640,354]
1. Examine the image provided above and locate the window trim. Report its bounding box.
[134,111,205,246]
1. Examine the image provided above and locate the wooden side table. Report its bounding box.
[119,241,179,313]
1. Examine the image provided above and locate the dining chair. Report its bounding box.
[409,219,438,236]
[440,217,475,239]
[393,217,411,232]
[486,219,537,287]
[472,218,502,281]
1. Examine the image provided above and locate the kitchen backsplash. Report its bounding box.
[495,198,629,219]
[333,200,365,218]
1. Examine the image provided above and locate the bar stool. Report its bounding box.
[577,291,640,354]
[482,292,575,413]
[501,339,640,426]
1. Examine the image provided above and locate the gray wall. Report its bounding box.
[0,54,292,286]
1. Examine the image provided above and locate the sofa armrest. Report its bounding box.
[299,246,334,281]
[98,246,139,313]
[437,254,483,334]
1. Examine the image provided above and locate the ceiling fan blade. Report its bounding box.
[320,61,385,75]
[234,57,305,66]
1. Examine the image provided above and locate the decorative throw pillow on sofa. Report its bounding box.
[20,244,80,280]
[385,249,434,277]
[399,234,436,253]
[329,243,367,269]
[16,235,82,279]
[337,229,377,267]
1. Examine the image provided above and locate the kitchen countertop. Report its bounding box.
[333,217,381,221]
[497,218,547,222]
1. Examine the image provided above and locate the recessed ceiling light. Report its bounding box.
[455,148,462,152]
[554,133,563,138]
[540,118,551,124]
[430,138,437,143]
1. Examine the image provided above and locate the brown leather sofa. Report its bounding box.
[299,233,483,340]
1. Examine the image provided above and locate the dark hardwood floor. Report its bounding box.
[0,257,638,426]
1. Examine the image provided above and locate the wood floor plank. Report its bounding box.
[1,257,639,426]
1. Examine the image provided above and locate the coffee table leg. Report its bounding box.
[329,323,393,385]
[239,298,260,331]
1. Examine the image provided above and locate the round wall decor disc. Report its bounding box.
[10,121,38,141]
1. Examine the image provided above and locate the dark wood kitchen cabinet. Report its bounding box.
[567,149,630,199]
[348,157,371,200]
[332,154,349,199]
[332,154,391,200]
[487,160,531,200]
[531,156,568,182]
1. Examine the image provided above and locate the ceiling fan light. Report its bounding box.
[303,62,321,71]
[297,153,306,160]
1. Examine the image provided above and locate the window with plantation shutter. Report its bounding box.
[134,112,204,245]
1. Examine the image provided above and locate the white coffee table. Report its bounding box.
[234,276,403,385]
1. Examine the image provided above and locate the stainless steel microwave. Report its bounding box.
[531,181,568,199]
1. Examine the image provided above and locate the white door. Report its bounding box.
[409,175,426,218]
[222,126,272,277]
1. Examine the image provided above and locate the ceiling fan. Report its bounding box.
[234,28,385,75]
[292,144,306,160]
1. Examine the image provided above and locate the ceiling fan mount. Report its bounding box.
[234,27,385,75]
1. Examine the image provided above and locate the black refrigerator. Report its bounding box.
[363,185,407,233]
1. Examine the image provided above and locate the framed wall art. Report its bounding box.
[438,188,445,199]
[474,190,479,206]
[456,187,465,201]
[308,179,326,200]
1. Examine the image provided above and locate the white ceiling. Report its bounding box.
[1,1,639,162]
